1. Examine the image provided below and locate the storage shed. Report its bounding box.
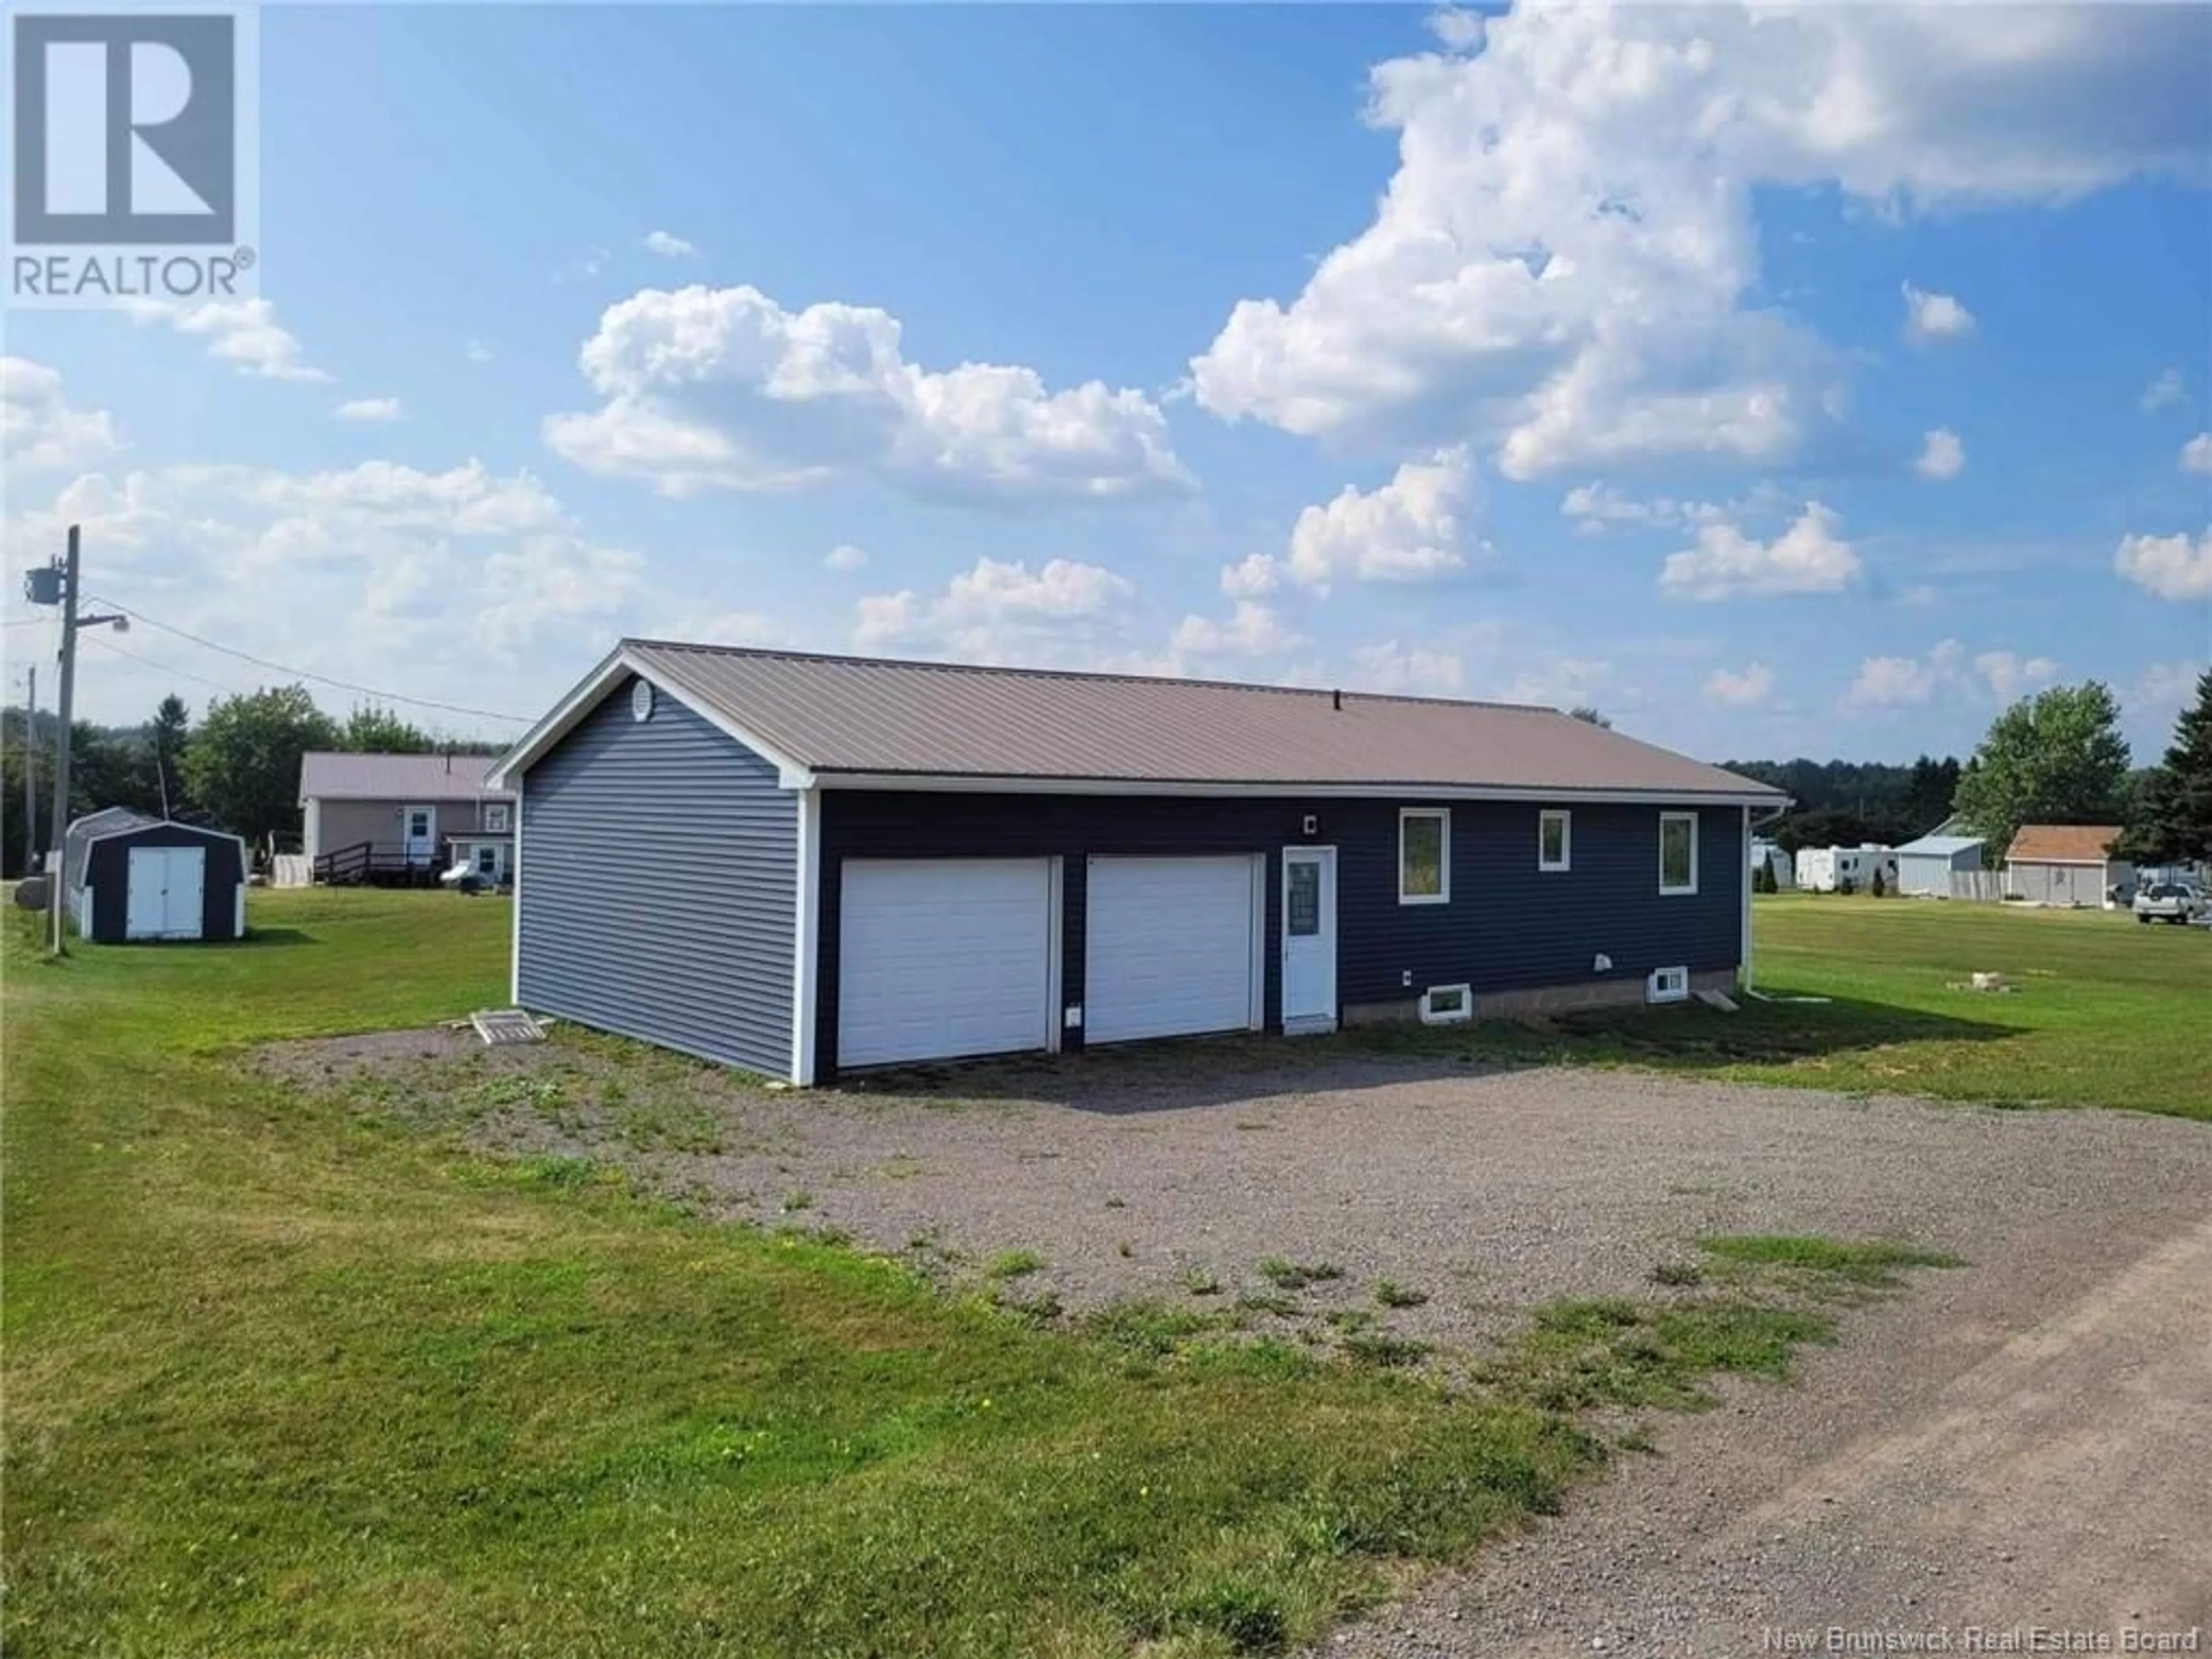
[1893,834,1984,897]
[73,819,249,943]
[493,641,1790,1084]
[2004,825,2133,907]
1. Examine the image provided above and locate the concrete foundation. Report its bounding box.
[1343,968,1737,1028]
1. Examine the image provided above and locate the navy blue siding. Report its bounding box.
[83,823,247,943]
[817,793,1743,1077]
[518,676,796,1076]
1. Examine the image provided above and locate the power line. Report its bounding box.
[84,631,246,698]
[81,596,532,724]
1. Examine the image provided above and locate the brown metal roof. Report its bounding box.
[2006,824,2124,863]
[619,641,1786,800]
[298,751,510,803]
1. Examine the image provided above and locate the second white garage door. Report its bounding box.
[838,859,1055,1067]
[1085,855,1262,1044]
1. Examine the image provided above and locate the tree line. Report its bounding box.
[0,685,503,877]
[1728,672,2212,871]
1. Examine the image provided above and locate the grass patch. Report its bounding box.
[1343,893,2212,1120]
[1257,1256,1344,1291]
[2,888,1948,1658]
[1651,1259,1705,1287]
[983,1246,1044,1281]
[1374,1278,1430,1309]
[1342,1331,1431,1369]
[1181,1264,1224,1297]
[1699,1233,1963,1293]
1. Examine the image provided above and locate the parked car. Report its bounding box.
[2131,882,2202,925]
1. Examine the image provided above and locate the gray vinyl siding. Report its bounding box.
[517,675,796,1076]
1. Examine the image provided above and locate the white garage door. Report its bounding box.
[1086,855,1260,1044]
[839,859,1054,1067]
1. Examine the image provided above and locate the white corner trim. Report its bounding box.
[509,773,524,1006]
[1398,805,1451,905]
[789,787,821,1085]
[1738,804,1753,993]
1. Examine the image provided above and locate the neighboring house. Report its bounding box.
[491,641,1789,1085]
[2005,824,2133,907]
[1750,837,1795,889]
[298,752,516,884]
[1794,844,1898,893]
[1894,834,1985,897]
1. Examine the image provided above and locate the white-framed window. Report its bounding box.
[1659,811,1699,896]
[1539,809,1571,872]
[1399,807,1450,904]
[483,802,510,832]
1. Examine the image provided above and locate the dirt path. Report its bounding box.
[1329,1213,2212,1656]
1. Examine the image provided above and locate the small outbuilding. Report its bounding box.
[71,817,249,943]
[2004,824,2133,907]
[1894,833,1984,897]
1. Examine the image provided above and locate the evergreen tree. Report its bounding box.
[2121,671,2212,866]
[149,694,191,816]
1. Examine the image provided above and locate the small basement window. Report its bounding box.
[1399,808,1450,904]
[1539,809,1571,872]
[1659,812,1699,896]
[1647,965,1690,1003]
[1419,983,1472,1025]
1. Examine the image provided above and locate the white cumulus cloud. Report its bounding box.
[2,358,118,473]
[1283,449,1478,589]
[2142,368,2187,412]
[1902,285,1976,344]
[643,230,698,259]
[2181,433,2211,474]
[824,542,869,571]
[1188,3,2205,476]
[125,298,328,382]
[335,396,402,422]
[1660,502,1861,600]
[545,283,1192,504]
[1844,639,2057,710]
[2115,527,2212,600]
[1915,427,1966,480]
[1348,640,1467,696]
[1705,662,1775,708]
[1168,601,1307,662]
[853,556,1138,664]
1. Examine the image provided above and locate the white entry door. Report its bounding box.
[1281,846,1338,1034]
[1085,855,1261,1044]
[126,846,206,940]
[402,805,437,862]
[838,858,1056,1067]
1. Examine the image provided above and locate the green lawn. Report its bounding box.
[5,888,1925,1659]
[1353,893,2212,1120]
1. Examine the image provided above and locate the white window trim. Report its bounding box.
[1398,806,1451,905]
[483,802,510,833]
[1418,983,1473,1025]
[1660,810,1699,896]
[1539,809,1572,873]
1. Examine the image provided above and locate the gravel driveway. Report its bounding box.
[259,1029,2212,1650]
[259,1031,2212,1357]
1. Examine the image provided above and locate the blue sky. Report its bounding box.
[5,2,2209,764]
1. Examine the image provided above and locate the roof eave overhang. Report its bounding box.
[809,771,1790,807]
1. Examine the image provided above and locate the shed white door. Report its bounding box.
[838,859,1055,1067]
[1085,855,1261,1044]
[126,846,206,940]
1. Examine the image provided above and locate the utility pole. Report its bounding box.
[24,664,37,878]
[47,527,81,955]
[23,527,126,956]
